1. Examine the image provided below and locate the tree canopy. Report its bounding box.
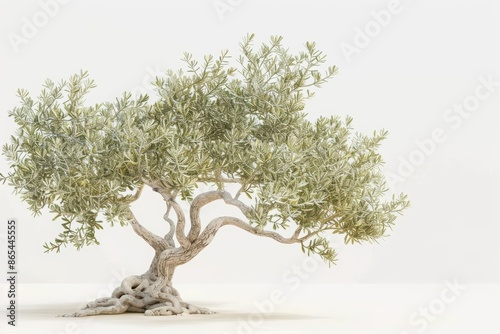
[1,35,409,264]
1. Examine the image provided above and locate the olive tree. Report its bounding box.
[1,35,409,317]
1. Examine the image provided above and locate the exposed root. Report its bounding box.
[145,301,216,316]
[58,274,215,317]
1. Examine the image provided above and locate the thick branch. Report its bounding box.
[188,191,225,242]
[219,217,302,244]
[126,209,168,252]
[221,191,251,214]
[163,213,176,248]
[142,180,191,249]
[188,191,252,242]
[198,216,302,246]
[162,216,303,268]
[170,199,191,248]
[188,190,298,246]
[155,190,191,249]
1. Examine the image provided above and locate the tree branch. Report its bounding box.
[156,190,191,249]
[234,183,248,200]
[126,208,169,252]
[292,226,302,239]
[163,216,303,268]
[221,191,252,214]
[188,190,252,242]
[163,212,176,248]
[188,191,226,242]
[198,216,302,246]
[188,190,302,246]
[141,181,191,249]
[199,177,243,184]
[222,217,302,244]
[298,229,326,242]
[123,185,144,203]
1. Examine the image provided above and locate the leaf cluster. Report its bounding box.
[1,35,408,261]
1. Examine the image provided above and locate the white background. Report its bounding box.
[0,0,499,290]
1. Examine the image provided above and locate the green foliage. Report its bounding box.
[1,35,408,262]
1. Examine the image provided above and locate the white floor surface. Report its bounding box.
[1,283,498,334]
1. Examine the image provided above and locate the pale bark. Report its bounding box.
[156,188,191,249]
[188,191,229,242]
[60,187,310,317]
[59,257,214,317]
[163,213,176,248]
[126,208,169,252]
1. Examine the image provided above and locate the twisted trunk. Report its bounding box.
[60,189,304,317]
[60,217,220,317]
[61,250,213,317]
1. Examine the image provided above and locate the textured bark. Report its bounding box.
[59,252,214,317]
[60,189,307,317]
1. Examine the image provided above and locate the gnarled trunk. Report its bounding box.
[60,189,304,317]
[61,250,214,317]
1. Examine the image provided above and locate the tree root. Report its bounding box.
[145,302,215,316]
[58,274,215,317]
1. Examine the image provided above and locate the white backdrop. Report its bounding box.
[0,0,498,286]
